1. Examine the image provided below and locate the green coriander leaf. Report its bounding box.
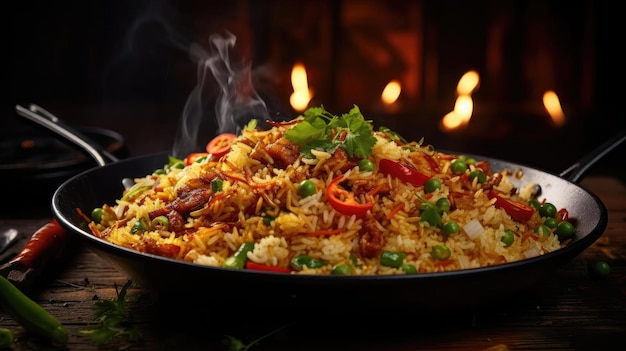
[417,196,442,228]
[284,118,328,144]
[299,140,341,158]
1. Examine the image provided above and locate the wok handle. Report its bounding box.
[559,129,626,184]
[15,104,117,167]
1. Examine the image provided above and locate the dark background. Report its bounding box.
[8,1,625,182]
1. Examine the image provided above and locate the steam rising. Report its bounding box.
[172,32,269,158]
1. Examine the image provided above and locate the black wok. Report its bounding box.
[51,132,624,313]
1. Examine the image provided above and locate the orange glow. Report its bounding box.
[453,95,473,125]
[440,111,465,131]
[381,80,401,105]
[456,70,480,95]
[290,63,312,112]
[543,90,565,127]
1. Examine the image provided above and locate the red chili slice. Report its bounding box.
[326,175,374,218]
[245,261,291,273]
[379,159,430,187]
[487,190,535,222]
[206,133,237,158]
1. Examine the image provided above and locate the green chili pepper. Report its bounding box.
[0,276,68,346]
[290,255,327,271]
[222,242,255,269]
[121,184,151,201]
[130,218,148,234]
[400,263,417,274]
[380,251,405,268]
[151,216,169,230]
[0,328,14,348]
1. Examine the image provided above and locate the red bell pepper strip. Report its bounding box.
[379,159,430,187]
[245,261,291,273]
[487,190,535,222]
[326,175,374,218]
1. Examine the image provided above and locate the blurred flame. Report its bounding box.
[441,70,480,131]
[543,90,565,127]
[456,70,480,95]
[381,80,401,105]
[290,63,312,112]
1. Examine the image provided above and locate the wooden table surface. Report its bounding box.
[0,176,624,351]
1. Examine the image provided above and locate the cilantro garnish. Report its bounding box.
[285,105,377,159]
[80,280,142,346]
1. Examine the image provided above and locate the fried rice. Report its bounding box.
[86,105,574,275]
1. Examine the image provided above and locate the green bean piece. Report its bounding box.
[0,276,68,346]
[431,245,451,261]
[331,263,355,275]
[380,251,406,268]
[0,328,13,348]
[400,263,417,274]
[222,242,255,269]
[500,230,515,247]
[291,255,327,271]
[534,224,552,237]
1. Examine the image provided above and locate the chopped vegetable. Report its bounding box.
[0,328,13,348]
[206,133,237,159]
[379,159,430,187]
[222,242,255,269]
[291,255,327,270]
[463,218,484,239]
[431,244,452,260]
[326,175,374,218]
[245,261,291,273]
[330,263,355,275]
[487,190,535,222]
[500,230,515,247]
[380,251,406,268]
[0,275,68,346]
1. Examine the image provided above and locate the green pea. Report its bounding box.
[380,251,406,268]
[435,197,451,213]
[358,159,375,171]
[555,221,575,241]
[500,230,515,247]
[450,159,467,175]
[592,261,611,277]
[469,169,486,184]
[298,180,316,198]
[91,208,104,223]
[543,217,558,229]
[535,224,552,237]
[400,263,417,274]
[291,255,327,271]
[331,263,355,275]
[442,221,460,236]
[424,178,442,193]
[539,203,557,218]
[431,244,451,261]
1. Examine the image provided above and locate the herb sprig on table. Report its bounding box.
[80,280,142,346]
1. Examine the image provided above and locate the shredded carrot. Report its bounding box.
[386,203,405,220]
[366,183,384,196]
[307,229,344,237]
